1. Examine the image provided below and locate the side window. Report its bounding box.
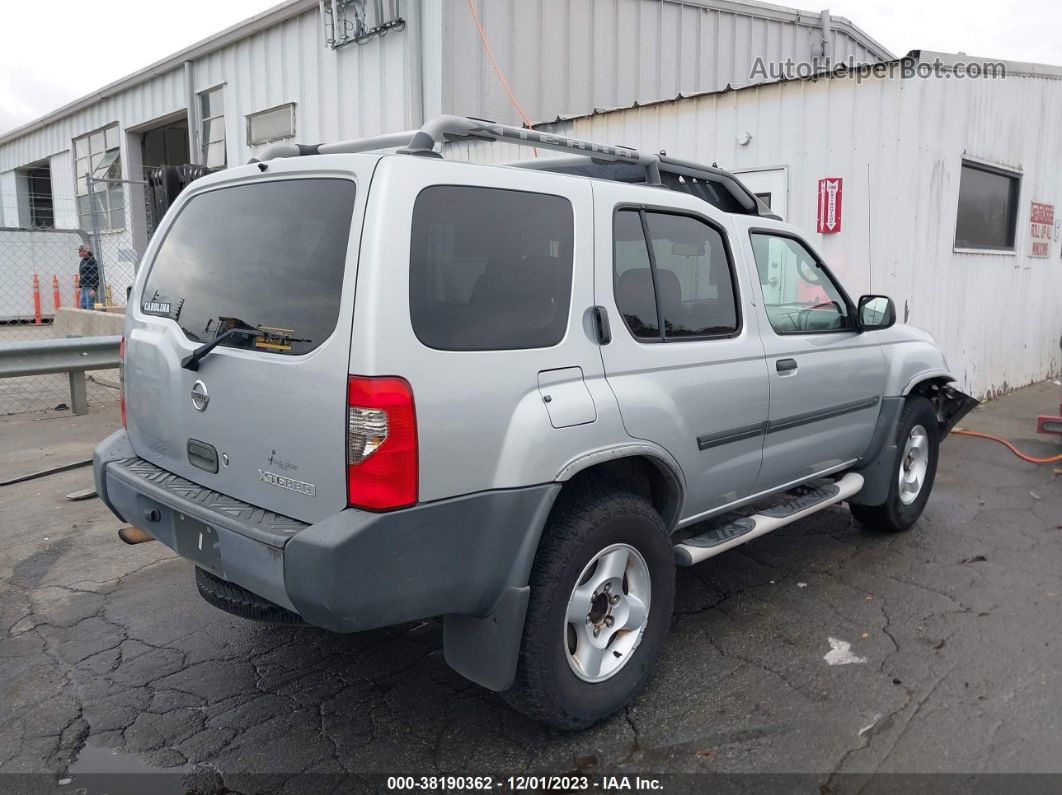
[749,233,849,333]
[644,212,738,336]
[409,186,574,351]
[613,210,658,339]
[613,208,739,341]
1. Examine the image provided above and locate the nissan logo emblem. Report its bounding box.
[191,380,210,412]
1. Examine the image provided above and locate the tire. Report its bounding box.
[851,395,939,532]
[503,482,675,730]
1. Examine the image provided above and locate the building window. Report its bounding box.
[246,103,296,146]
[73,124,124,231]
[26,165,54,228]
[955,160,1021,250]
[200,87,227,168]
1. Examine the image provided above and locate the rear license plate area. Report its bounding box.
[174,512,222,575]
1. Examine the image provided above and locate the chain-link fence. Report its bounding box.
[0,178,154,415]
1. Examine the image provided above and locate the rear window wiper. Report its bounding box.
[181,328,264,371]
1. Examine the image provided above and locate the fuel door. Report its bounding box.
[537,367,597,428]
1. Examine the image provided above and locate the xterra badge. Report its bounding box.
[257,469,316,497]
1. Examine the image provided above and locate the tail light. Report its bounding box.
[346,376,417,511]
[119,336,126,428]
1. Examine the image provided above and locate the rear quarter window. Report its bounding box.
[141,178,356,355]
[409,186,574,351]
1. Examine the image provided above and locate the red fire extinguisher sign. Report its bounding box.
[816,177,843,234]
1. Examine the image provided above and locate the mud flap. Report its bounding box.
[443,586,529,692]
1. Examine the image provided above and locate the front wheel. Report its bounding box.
[503,485,675,730]
[851,396,939,532]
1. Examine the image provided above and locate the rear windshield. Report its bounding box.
[142,178,356,356]
[409,186,574,351]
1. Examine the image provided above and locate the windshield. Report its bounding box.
[141,178,356,356]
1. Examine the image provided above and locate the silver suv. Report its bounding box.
[94,116,976,729]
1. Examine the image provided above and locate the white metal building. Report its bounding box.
[0,0,888,234]
[478,52,1061,398]
[5,1,1055,399]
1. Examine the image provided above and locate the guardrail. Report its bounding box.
[0,336,121,415]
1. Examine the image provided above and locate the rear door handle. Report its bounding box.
[592,306,612,345]
[776,358,798,374]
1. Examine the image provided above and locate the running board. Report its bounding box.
[673,472,864,566]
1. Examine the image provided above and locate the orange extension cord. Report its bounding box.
[465,0,538,155]
[952,428,1062,464]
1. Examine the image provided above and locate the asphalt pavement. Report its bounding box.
[0,382,1059,794]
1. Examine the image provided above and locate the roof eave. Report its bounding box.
[0,0,317,148]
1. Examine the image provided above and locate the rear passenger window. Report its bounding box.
[409,186,574,351]
[613,209,739,341]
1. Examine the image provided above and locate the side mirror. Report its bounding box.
[857,295,896,330]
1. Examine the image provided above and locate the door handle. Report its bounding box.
[592,306,612,345]
[776,358,797,374]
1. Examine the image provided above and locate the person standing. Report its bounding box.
[78,245,100,310]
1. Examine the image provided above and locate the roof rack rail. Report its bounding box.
[251,130,418,163]
[253,114,663,186]
[396,115,664,187]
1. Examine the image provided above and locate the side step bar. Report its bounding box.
[674,472,864,566]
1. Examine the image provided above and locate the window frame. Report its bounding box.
[407,183,577,352]
[198,85,227,169]
[611,202,743,345]
[25,165,55,229]
[747,228,857,336]
[246,103,297,146]
[952,158,1022,254]
[72,122,124,232]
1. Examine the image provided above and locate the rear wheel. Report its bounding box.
[503,485,675,730]
[851,396,939,532]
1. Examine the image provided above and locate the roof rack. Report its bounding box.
[254,114,664,186]
[252,115,778,219]
[509,155,778,220]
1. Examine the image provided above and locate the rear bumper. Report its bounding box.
[94,430,560,634]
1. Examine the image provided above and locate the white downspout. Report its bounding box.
[819,10,833,69]
[184,60,200,165]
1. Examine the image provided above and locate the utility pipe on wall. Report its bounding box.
[819,10,833,65]
[318,0,334,48]
[184,60,200,165]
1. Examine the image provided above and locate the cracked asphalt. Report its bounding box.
[1,382,1060,793]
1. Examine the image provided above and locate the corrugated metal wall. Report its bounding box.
[0,67,187,173]
[0,171,17,228]
[443,0,886,125]
[0,0,888,229]
[516,68,1062,398]
[0,2,422,231]
[192,7,418,151]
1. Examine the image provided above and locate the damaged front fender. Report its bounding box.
[931,383,979,437]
